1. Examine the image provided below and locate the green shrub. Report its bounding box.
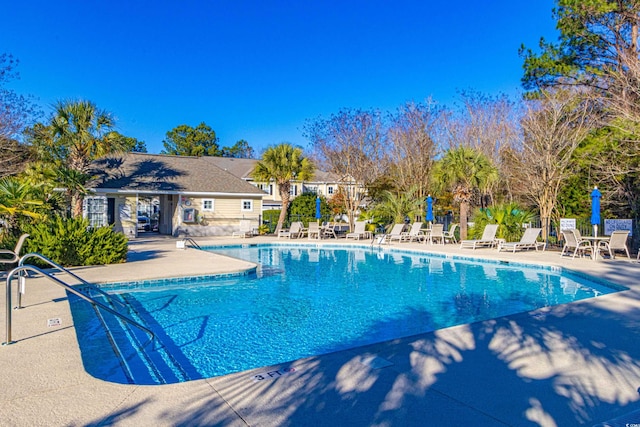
[24,216,128,267]
[470,203,536,242]
[288,192,330,225]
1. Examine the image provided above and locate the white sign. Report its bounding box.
[559,218,576,231]
[604,219,633,236]
[47,318,62,327]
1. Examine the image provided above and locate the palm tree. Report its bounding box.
[251,143,314,234]
[0,176,45,236]
[371,187,421,226]
[470,203,536,242]
[432,146,498,240]
[44,100,124,217]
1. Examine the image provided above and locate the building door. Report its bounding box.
[107,198,115,225]
[158,194,174,235]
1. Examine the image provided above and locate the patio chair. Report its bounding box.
[386,223,409,243]
[427,223,445,244]
[498,228,545,253]
[460,224,499,249]
[560,229,592,259]
[278,221,305,239]
[322,222,338,239]
[0,233,29,267]
[443,223,458,244]
[598,230,631,260]
[406,222,426,242]
[345,221,370,240]
[232,220,254,238]
[307,221,321,240]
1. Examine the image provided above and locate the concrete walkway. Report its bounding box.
[1,235,639,426]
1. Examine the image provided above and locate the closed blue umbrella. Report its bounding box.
[425,195,434,223]
[591,186,601,237]
[315,196,322,220]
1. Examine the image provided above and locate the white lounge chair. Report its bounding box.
[443,223,458,244]
[460,224,499,249]
[322,222,338,239]
[598,230,630,260]
[498,228,545,253]
[427,223,445,244]
[0,233,29,267]
[386,223,409,243]
[560,229,592,259]
[307,221,321,240]
[232,220,254,238]
[406,222,426,242]
[345,221,370,240]
[278,221,305,239]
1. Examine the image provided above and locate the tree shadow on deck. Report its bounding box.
[199,289,640,426]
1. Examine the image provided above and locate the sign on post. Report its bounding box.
[604,219,633,236]
[559,218,576,231]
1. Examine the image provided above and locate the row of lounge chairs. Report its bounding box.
[277,221,307,239]
[277,221,360,240]
[461,224,632,260]
[458,224,546,252]
[273,221,632,261]
[379,222,457,244]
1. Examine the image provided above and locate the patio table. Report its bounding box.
[581,236,610,261]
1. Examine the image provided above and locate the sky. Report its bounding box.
[2,1,558,155]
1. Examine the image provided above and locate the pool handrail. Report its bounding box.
[3,264,155,346]
[182,237,201,249]
[17,252,126,310]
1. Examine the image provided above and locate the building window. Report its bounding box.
[327,186,334,195]
[84,196,108,227]
[202,199,214,211]
[242,200,253,211]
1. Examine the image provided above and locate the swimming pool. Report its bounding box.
[69,244,620,385]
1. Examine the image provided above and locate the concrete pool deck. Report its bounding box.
[1,235,639,426]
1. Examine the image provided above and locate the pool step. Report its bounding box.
[86,292,193,385]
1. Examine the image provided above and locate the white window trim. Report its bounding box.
[241,199,253,212]
[202,199,215,211]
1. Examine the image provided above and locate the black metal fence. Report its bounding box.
[492,217,639,253]
[261,211,639,254]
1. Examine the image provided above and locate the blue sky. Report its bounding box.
[3,1,558,154]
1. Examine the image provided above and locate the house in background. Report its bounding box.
[85,153,265,237]
[208,157,347,211]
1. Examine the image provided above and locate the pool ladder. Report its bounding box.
[2,253,186,384]
[181,237,201,249]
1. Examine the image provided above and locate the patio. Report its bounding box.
[1,235,639,426]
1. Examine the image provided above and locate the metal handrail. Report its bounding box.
[17,253,126,310]
[3,265,155,345]
[182,237,201,250]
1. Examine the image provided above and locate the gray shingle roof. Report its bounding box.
[90,153,266,195]
[206,157,341,183]
[205,157,257,180]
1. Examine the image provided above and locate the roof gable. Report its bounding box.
[89,153,266,195]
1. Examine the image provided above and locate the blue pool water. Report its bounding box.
[69,244,620,384]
